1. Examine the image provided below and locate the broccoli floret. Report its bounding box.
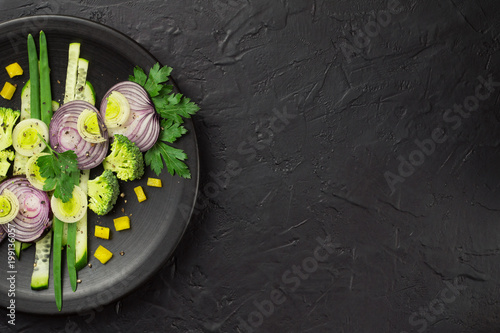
[103,134,144,181]
[0,107,20,151]
[88,169,120,215]
[0,149,15,178]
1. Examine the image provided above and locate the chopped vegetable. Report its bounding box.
[74,58,89,102]
[95,226,110,239]
[63,43,80,103]
[31,230,52,290]
[51,185,87,223]
[39,31,53,127]
[0,82,16,100]
[88,169,119,216]
[5,62,23,78]
[25,153,53,190]
[103,134,144,181]
[0,150,15,177]
[133,186,146,202]
[147,177,162,187]
[0,189,19,224]
[94,245,113,264]
[113,216,130,231]
[75,169,89,271]
[12,119,49,156]
[67,222,77,291]
[49,100,109,169]
[0,107,20,151]
[0,177,51,242]
[27,34,40,119]
[52,217,63,311]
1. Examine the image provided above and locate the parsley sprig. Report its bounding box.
[129,63,199,178]
[36,135,80,202]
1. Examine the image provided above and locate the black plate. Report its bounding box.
[0,15,198,314]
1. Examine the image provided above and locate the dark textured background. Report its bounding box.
[1,0,500,332]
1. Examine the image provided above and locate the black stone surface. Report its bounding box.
[1,0,500,332]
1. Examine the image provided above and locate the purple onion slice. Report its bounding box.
[100,81,160,152]
[49,100,109,169]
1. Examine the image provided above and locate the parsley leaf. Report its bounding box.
[160,119,187,143]
[36,138,80,202]
[144,142,191,179]
[130,62,199,178]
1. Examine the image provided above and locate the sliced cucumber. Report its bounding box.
[31,229,52,290]
[63,43,81,103]
[75,169,89,270]
[74,58,89,101]
[20,81,30,121]
[14,240,22,259]
[82,81,96,106]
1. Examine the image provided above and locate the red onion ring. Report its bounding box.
[100,81,160,152]
[49,100,109,169]
[0,177,51,243]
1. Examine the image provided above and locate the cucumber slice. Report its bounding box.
[62,223,68,247]
[74,58,89,101]
[21,80,30,121]
[63,43,81,103]
[12,154,29,176]
[82,81,96,106]
[31,229,52,290]
[75,169,89,270]
[14,240,21,259]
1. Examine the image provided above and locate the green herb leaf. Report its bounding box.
[160,119,187,143]
[37,148,80,203]
[130,62,199,177]
[153,95,200,123]
[144,141,191,179]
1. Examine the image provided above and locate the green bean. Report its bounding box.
[52,217,63,311]
[27,34,40,120]
[67,222,77,292]
[39,31,52,126]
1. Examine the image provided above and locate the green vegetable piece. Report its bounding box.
[27,34,40,120]
[39,31,52,127]
[103,134,144,181]
[88,169,120,215]
[52,217,63,311]
[67,222,77,292]
[0,107,20,151]
[0,149,15,177]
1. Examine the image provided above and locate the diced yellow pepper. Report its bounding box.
[113,216,130,231]
[5,62,23,78]
[95,226,110,240]
[0,82,16,100]
[94,245,113,264]
[134,186,146,202]
[147,177,162,187]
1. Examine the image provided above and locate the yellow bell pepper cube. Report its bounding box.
[114,216,130,231]
[0,82,16,100]
[134,186,146,202]
[95,226,110,240]
[94,245,113,264]
[147,177,162,187]
[5,62,23,78]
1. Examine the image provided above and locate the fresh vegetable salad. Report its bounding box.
[0,31,199,310]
